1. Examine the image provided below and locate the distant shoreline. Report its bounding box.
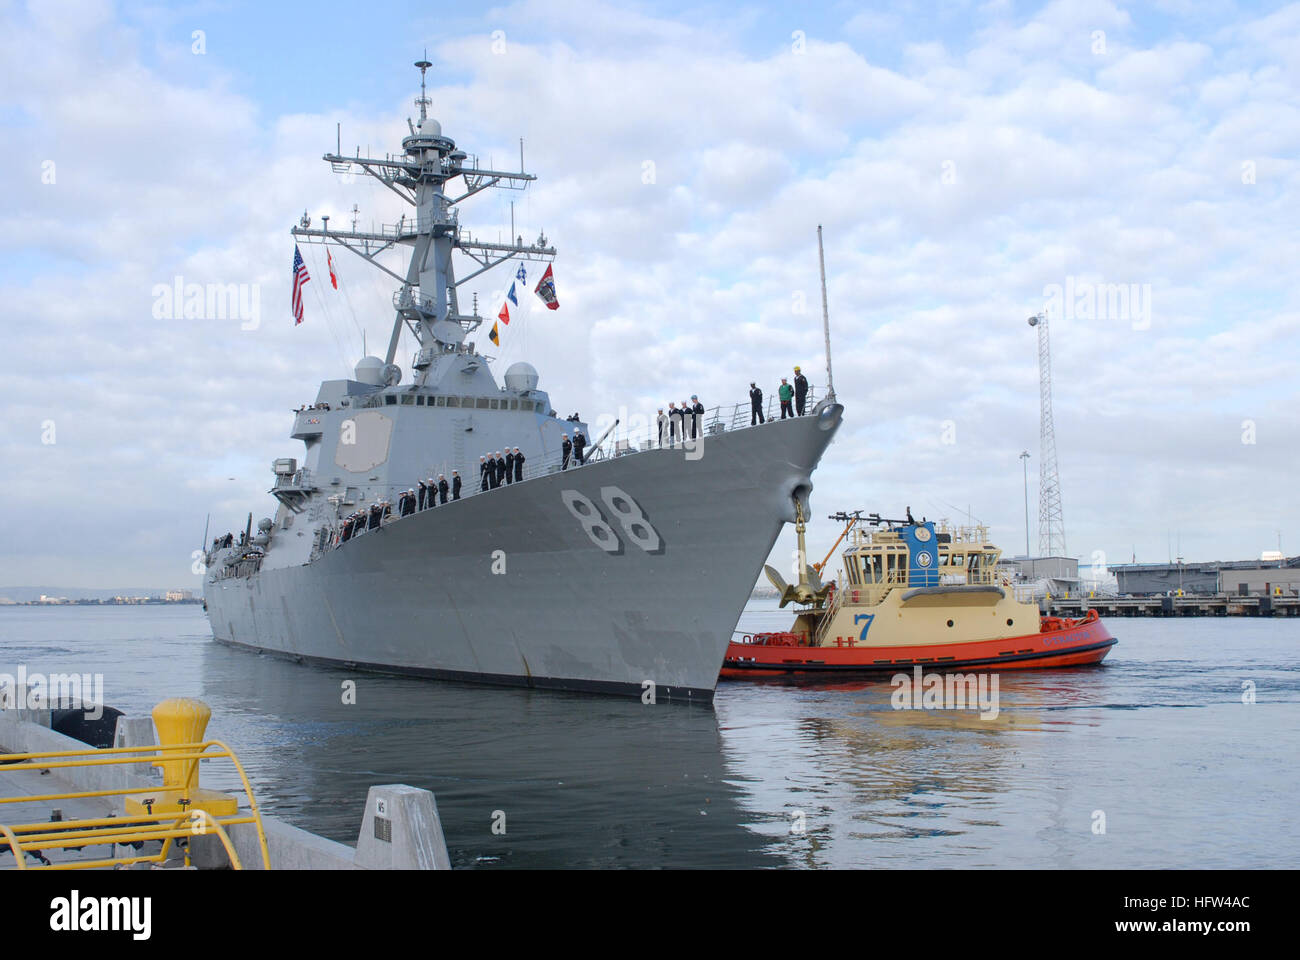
[0,598,203,607]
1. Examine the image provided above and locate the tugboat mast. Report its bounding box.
[291,59,556,383]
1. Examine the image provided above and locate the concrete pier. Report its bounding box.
[1045,594,1300,618]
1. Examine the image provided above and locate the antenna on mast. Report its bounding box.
[817,225,836,402]
[414,55,432,120]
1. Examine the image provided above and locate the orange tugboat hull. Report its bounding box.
[721,610,1116,678]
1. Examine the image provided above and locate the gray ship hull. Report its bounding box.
[205,406,842,699]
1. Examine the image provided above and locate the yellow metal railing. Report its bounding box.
[0,740,271,870]
[0,698,271,871]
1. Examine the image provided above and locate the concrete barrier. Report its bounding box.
[354,784,451,870]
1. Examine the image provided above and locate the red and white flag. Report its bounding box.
[291,245,311,325]
[327,249,338,289]
[534,264,558,310]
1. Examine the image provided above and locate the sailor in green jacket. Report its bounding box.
[778,378,794,419]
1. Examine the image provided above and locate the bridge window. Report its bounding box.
[401,395,414,405]
[384,395,396,406]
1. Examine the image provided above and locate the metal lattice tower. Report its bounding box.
[1028,311,1066,557]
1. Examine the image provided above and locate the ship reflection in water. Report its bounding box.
[1,603,1296,868]
[192,640,778,869]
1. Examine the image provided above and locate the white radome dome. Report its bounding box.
[504,361,539,393]
[354,355,386,386]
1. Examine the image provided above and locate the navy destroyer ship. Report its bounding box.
[202,62,844,699]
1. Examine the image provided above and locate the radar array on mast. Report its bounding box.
[291,59,556,379]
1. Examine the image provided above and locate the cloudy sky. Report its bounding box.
[2,0,1297,590]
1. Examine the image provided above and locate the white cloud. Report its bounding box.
[1,0,1298,589]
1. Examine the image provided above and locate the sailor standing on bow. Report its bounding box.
[561,433,572,470]
[778,378,794,419]
[438,474,449,504]
[495,451,507,486]
[504,449,515,484]
[793,366,809,416]
[451,471,462,500]
[513,448,524,482]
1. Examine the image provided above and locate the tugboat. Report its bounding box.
[721,510,1116,679]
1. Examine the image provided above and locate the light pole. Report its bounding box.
[1019,451,1031,558]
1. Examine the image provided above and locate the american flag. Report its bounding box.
[291,245,311,325]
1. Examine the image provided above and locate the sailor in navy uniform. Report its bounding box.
[573,429,587,465]
[504,449,515,484]
[561,434,572,469]
[451,471,462,500]
[513,447,524,482]
[438,474,449,504]
[793,367,809,416]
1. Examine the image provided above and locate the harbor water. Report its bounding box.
[1,600,1296,868]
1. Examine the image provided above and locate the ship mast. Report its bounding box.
[291,59,556,382]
